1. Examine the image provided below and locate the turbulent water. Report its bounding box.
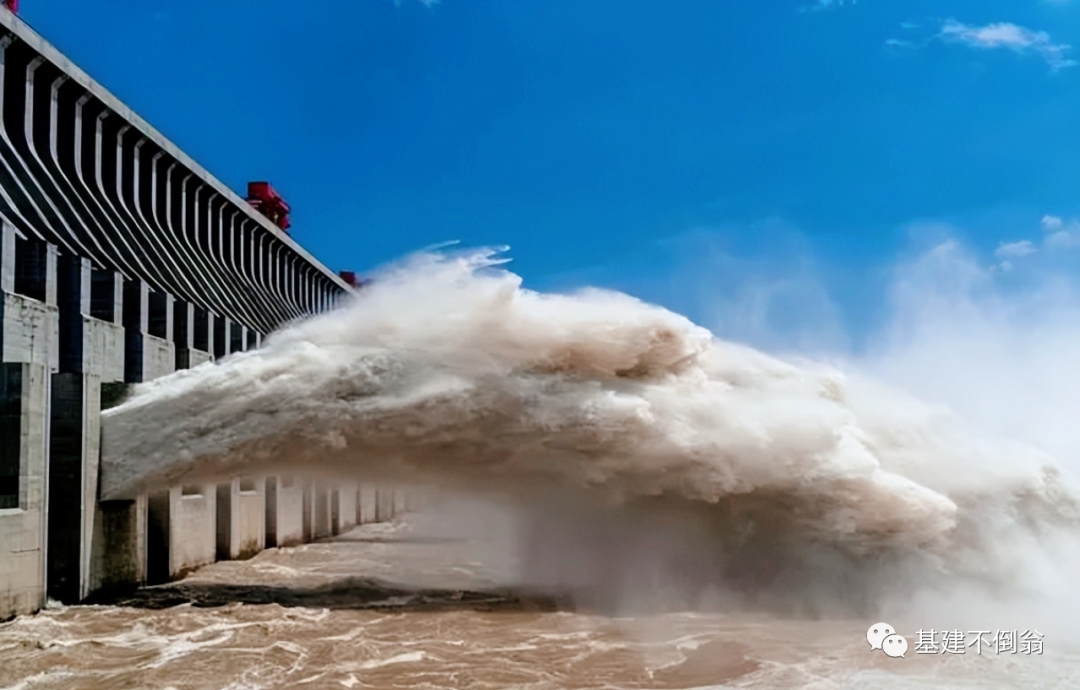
[2,508,1078,689]
[6,246,1080,688]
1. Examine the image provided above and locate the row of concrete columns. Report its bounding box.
[147,477,406,584]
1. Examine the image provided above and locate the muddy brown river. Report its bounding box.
[2,504,1077,690]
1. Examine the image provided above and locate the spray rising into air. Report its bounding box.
[100,246,1080,615]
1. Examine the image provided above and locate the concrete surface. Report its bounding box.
[169,484,216,577]
[176,348,213,370]
[335,482,358,535]
[313,481,332,540]
[0,362,49,618]
[217,477,265,561]
[266,476,304,548]
[359,485,378,524]
[142,335,175,382]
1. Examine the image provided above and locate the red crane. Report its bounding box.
[245,182,291,232]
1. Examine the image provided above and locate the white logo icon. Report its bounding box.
[867,622,907,659]
[882,633,908,658]
[867,622,894,651]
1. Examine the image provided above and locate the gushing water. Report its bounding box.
[99,247,1080,622]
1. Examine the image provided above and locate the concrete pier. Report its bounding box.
[1,227,55,617]
[358,484,378,525]
[335,481,358,536]
[312,480,332,541]
[146,483,217,584]
[265,475,305,547]
[168,484,217,579]
[215,477,266,561]
[376,488,397,523]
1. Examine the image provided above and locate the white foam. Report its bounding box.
[99,248,1080,614]
[357,651,428,669]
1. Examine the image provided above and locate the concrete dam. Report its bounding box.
[0,7,404,619]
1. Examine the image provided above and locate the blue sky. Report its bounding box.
[21,0,1080,352]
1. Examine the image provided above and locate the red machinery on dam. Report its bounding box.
[246,182,292,233]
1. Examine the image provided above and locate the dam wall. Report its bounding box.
[0,8,407,620]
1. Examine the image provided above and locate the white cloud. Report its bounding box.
[938,19,1077,71]
[1041,215,1064,232]
[995,240,1037,259]
[993,216,1080,260]
[985,216,1080,272]
[1039,216,1080,250]
[801,0,857,12]
[887,21,923,49]
[1046,231,1079,249]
